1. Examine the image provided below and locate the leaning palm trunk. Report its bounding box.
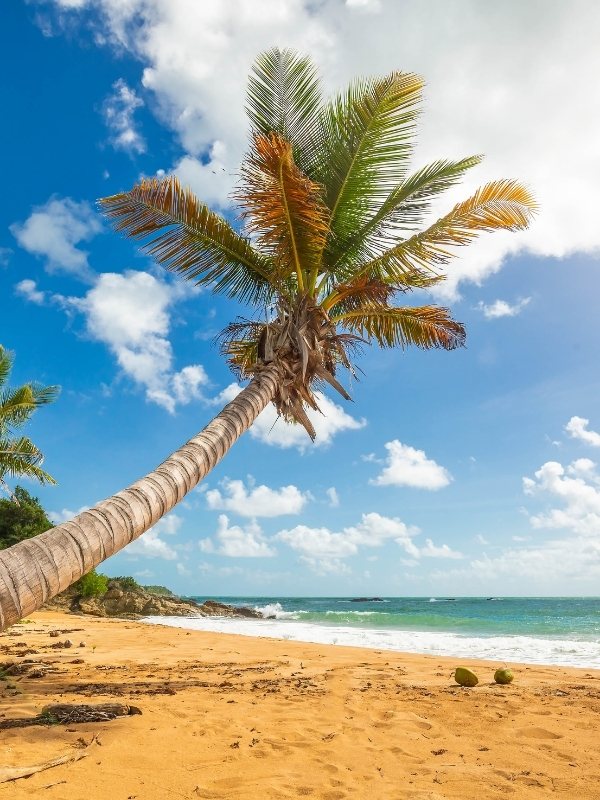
[0,367,279,631]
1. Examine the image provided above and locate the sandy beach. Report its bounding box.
[1,611,600,800]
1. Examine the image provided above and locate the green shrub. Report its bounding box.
[73,569,109,597]
[112,576,141,591]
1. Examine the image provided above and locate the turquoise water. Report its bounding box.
[149,596,600,667]
[192,596,600,640]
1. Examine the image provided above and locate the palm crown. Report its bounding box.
[101,48,536,439]
[0,346,59,497]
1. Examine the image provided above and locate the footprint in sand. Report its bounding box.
[517,726,563,740]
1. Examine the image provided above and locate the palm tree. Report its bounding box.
[0,345,58,500]
[0,49,535,629]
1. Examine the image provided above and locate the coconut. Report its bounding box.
[454,667,478,687]
[494,668,514,684]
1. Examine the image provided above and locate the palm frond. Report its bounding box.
[235,133,330,291]
[218,319,265,379]
[317,71,423,251]
[246,48,323,174]
[99,177,277,304]
[330,155,483,273]
[354,179,537,282]
[333,304,466,350]
[0,347,13,389]
[0,437,56,485]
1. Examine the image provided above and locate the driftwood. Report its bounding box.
[0,749,88,784]
[0,702,142,730]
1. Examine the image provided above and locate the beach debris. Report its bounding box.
[454,667,479,687]
[79,641,86,647]
[63,639,73,648]
[49,630,60,638]
[0,738,97,784]
[0,703,142,730]
[494,668,514,685]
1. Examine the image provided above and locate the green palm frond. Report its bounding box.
[333,304,465,350]
[246,47,323,173]
[317,71,423,254]
[0,384,61,432]
[330,155,483,274]
[236,133,330,291]
[0,437,57,485]
[218,320,265,379]
[0,347,13,388]
[354,179,537,283]
[99,177,278,304]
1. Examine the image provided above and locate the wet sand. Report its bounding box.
[1,611,600,799]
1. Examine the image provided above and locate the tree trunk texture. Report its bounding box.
[0,367,280,630]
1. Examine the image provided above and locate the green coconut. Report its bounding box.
[494,668,514,685]
[454,667,478,687]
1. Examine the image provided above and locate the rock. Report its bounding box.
[79,642,86,648]
[494,668,514,685]
[49,630,60,638]
[63,640,73,648]
[454,667,479,687]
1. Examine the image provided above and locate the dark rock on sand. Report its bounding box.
[44,580,263,621]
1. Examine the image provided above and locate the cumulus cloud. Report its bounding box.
[371,440,452,490]
[523,458,600,536]
[206,477,309,518]
[15,279,46,305]
[69,270,209,412]
[103,78,146,153]
[40,0,600,298]
[565,416,600,447]
[199,514,276,558]
[477,297,531,319]
[10,197,101,281]
[276,511,429,574]
[251,391,365,451]
[0,247,12,267]
[125,527,178,560]
[211,383,364,450]
[420,538,463,559]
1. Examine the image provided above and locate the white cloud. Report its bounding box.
[371,440,452,490]
[70,270,209,412]
[0,247,12,267]
[199,514,276,558]
[48,505,89,524]
[211,383,364,450]
[15,279,46,305]
[420,538,463,559]
[477,297,531,319]
[206,477,309,518]
[251,391,365,451]
[125,527,178,560]
[523,458,600,536]
[565,416,600,448]
[103,78,146,153]
[41,1,600,298]
[476,534,489,545]
[171,141,230,208]
[11,197,101,281]
[277,511,422,573]
[326,487,339,508]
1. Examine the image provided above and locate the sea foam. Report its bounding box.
[142,614,600,668]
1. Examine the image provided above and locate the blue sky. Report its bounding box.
[2,0,600,596]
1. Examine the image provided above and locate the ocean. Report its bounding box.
[143,596,600,668]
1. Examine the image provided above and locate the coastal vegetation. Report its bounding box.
[0,49,535,630]
[0,346,58,499]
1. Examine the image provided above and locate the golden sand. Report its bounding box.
[1,611,599,799]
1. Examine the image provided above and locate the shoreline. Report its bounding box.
[142,611,600,670]
[2,610,600,798]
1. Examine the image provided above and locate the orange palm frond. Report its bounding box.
[235,132,330,291]
[333,303,466,350]
[353,180,537,282]
[99,177,276,304]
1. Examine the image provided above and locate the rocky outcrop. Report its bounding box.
[44,580,263,620]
